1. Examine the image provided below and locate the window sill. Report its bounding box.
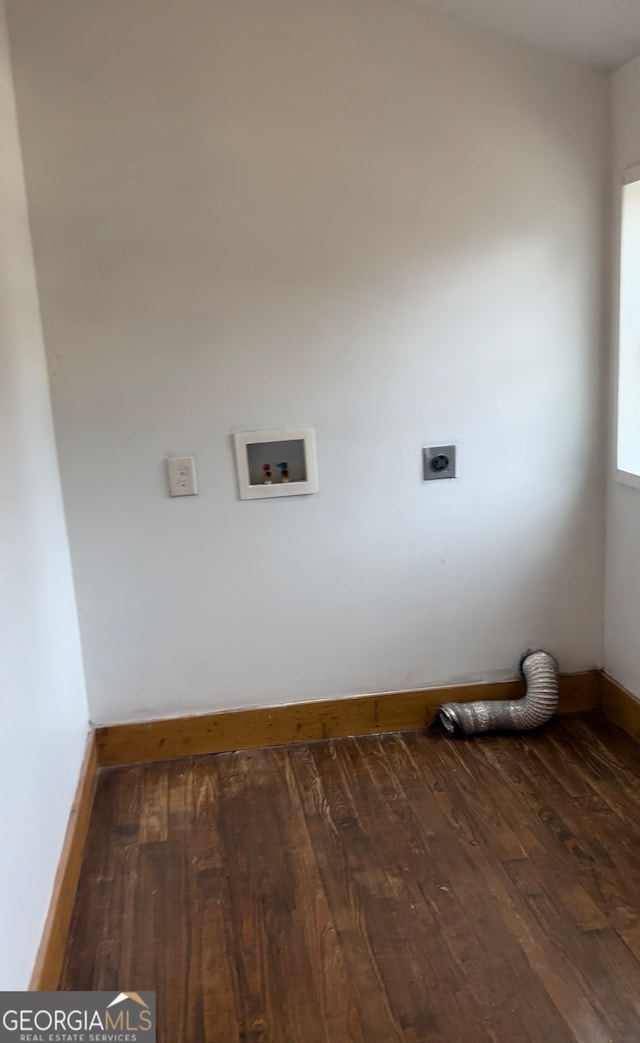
[615,468,640,491]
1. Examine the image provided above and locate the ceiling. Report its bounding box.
[417,0,640,69]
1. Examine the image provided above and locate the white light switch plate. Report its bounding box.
[167,456,197,496]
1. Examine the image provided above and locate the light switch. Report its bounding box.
[167,456,197,496]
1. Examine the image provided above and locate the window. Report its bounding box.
[616,168,640,487]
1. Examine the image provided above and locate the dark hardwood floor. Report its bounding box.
[61,713,640,1042]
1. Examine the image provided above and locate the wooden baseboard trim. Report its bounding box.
[30,733,98,990]
[96,671,601,768]
[601,674,640,745]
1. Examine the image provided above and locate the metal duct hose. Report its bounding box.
[438,650,559,737]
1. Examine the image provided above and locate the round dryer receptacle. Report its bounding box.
[431,454,450,472]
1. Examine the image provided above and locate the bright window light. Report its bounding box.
[617,170,640,487]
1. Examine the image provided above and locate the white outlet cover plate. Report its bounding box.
[167,455,198,496]
[233,427,319,500]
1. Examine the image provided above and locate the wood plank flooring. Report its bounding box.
[61,714,640,1042]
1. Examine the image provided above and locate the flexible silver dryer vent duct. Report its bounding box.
[438,650,559,737]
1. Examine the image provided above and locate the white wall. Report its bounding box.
[605,56,640,698]
[0,1,88,989]
[616,178,640,476]
[7,0,608,725]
